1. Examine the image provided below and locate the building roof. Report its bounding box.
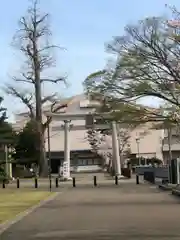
[13,93,163,159]
[14,94,86,116]
[15,93,161,117]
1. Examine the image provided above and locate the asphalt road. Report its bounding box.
[1,183,180,240]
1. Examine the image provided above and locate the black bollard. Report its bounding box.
[73,177,76,187]
[55,177,58,188]
[93,176,97,187]
[35,177,38,188]
[115,175,118,185]
[2,179,5,188]
[17,178,20,188]
[136,175,139,185]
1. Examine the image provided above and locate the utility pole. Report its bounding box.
[47,117,51,175]
[136,137,140,165]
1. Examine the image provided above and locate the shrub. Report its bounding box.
[0,166,9,183]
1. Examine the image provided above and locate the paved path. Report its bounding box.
[1,183,180,239]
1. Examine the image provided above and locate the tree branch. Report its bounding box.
[4,85,35,119]
[42,102,67,130]
[83,12,180,124]
[40,76,67,84]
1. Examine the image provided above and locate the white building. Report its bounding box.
[13,94,164,173]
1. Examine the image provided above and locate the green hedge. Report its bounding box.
[0,166,9,182]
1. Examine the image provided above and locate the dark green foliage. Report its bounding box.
[13,120,39,166]
[0,166,7,181]
[0,121,16,146]
[0,97,16,167]
[0,97,15,145]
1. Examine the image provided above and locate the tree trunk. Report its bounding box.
[32,29,48,177]
[38,130,49,177]
[35,75,48,177]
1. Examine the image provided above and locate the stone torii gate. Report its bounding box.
[45,112,122,180]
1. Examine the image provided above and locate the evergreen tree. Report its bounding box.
[13,120,39,166]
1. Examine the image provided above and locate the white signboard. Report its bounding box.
[62,162,69,179]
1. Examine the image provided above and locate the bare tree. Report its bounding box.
[83,7,180,125]
[86,121,147,173]
[87,129,102,153]
[6,0,66,176]
[87,128,113,170]
[4,85,68,131]
[117,127,132,164]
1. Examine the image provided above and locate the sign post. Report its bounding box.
[62,161,69,180]
[177,158,180,185]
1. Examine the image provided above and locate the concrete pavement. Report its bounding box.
[1,183,180,239]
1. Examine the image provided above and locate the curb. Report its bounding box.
[172,189,180,197]
[158,185,172,191]
[0,192,60,235]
